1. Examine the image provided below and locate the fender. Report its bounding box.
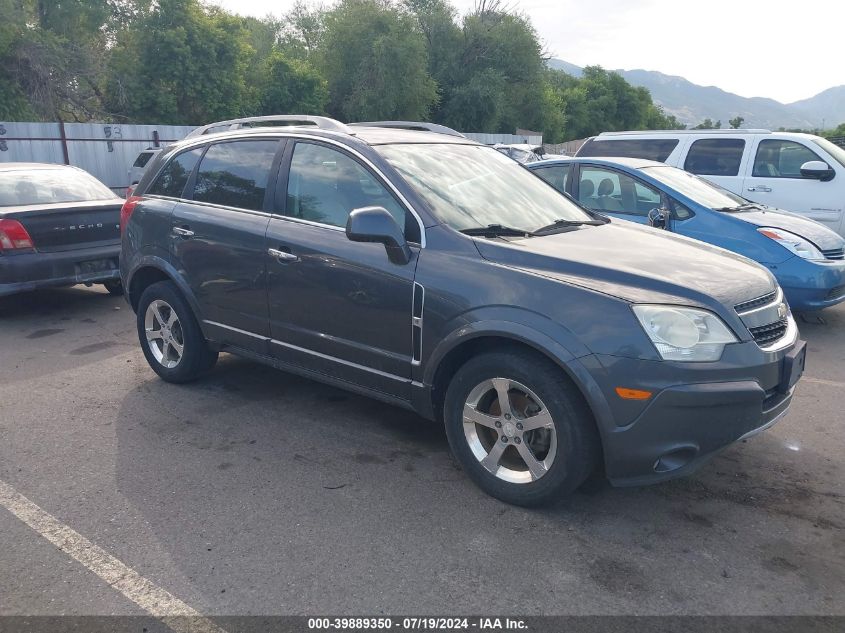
[418,309,617,446]
[124,254,209,336]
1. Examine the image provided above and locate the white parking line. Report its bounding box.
[0,479,226,633]
[802,376,845,388]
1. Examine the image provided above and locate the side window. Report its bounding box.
[148,148,203,198]
[579,138,679,162]
[684,139,745,176]
[533,164,571,193]
[671,199,694,220]
[286,142,409,235]
[133,151,154,168]
[192,140,279,211]
[579,167,660,216]
[753,140,824,178]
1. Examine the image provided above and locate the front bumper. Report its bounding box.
[774,257,845,311]
[587,338,804,486]
[0,243,120,297]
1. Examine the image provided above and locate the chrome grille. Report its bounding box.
[734,291,777,314]
[735,289,791,349]
[749,318,788,346]
[822,247,845,260]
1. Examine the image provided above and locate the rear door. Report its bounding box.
[170,138,284,351]
[681,136,750,194]
[573,164,664,225]
[531,163,572,195]
[742,137,844,234]
[265,139,418,398]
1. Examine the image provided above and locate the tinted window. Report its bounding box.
[753,139,824,178]
[579,166,661,216]
[193,140,279,211]
[533,164,571,193]
[578,138,679,162]
[133,151,155,168]
[148,148,203,198]
[0,168,115,206]
[286,142,408,233]
[684,139,745,176]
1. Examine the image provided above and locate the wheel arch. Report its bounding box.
[126,256,202,322]
[423,322,615,459]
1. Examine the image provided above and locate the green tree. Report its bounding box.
[729,116,744,129]
[257,52,328,115]
[693,118,722,129]
[319,0,437,121]
[105,0,252,124]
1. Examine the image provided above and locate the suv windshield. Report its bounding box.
[0,168,115,207]
[642,165,746,209]
[811,137,845,169]
[377,144,592,232]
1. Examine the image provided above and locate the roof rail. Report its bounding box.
[350,121,466,138]
[185,115,352,138]
[597,129,772,136]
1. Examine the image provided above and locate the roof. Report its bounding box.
[596,129,772,136]
[531,156,666,169]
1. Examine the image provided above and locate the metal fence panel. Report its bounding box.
[0,122,195,192]
[464,132,543,146]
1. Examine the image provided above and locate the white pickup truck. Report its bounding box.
[576,130,845,237]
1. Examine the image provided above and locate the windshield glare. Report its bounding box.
[0,168,115,207]
[812,137,845,169]
[642,165,746,209]
[376,144,592,232]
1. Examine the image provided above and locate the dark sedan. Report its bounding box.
[0,163,123,296]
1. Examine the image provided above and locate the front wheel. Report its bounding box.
[136,281,217,383]
[444,350,599,506]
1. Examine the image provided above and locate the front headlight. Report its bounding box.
[633,305,739,362]
[757,227,825,261]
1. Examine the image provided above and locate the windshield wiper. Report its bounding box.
[532,218,606,236]
[717,203,760,213]
[459,224,532,238]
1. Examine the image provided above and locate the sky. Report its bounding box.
[213,0,845,103]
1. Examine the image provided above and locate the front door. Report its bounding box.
[265,140,418,398]
[743,137,845,235]
[170,138,282,351]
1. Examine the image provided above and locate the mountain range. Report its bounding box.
[548,59,845,131]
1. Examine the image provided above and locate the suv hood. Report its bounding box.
[732,207,845,251]
[473,221,776,309]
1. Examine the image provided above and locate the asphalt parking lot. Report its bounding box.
[1,286,843,618]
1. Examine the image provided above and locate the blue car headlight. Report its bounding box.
[758,227,825,261]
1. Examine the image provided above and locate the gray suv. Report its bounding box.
[120,117,806,506]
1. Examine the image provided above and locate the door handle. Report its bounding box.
[268,247,300,263]
[747,185,772,193]
[172,226,194,237]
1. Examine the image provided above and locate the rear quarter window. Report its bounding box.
[133,151,155,168]
[147,148,204,198]
[578,138,679,162]
[684,139,745,177]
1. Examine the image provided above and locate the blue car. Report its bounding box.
[528,157,845,311]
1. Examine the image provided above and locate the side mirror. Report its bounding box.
[647,207,668,229]
[800,160,835,182]
[346,206,412,265]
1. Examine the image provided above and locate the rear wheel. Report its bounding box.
[136,281,217,383]
[444,350,599,506]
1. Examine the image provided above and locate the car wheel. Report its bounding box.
[102,280,124,296]
[136,281,218,383]
[444,349,599,506]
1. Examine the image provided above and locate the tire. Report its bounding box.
[103,280,124,296]
[443,349,599,507]
[136,280,218,383]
